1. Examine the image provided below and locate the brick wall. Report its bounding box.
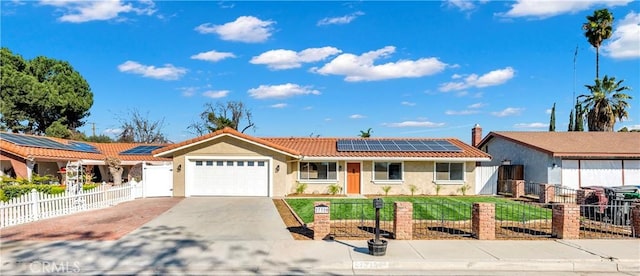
[511,180,525,199]
[576,189,595,205]
[552,204,580,239]
[393,202,413,240]
[313,201,331,240]
[472,203,495,240]
[632,204,640,238]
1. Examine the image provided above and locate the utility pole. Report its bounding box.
[91,122,96,137]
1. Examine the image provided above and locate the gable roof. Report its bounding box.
[0,132,170,163]
[478,131,640,158]
[153,127,490,161]
[152,127,302,158]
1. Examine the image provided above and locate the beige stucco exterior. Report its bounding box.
[163,134,481,197]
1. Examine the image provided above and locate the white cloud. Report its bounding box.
[622,124,640,130]
[39,0,156,23]
[603,11,640,59]
[202,90,229,99]
[514,122,547,129]
[383,121,445,128]
[312,46,448,82]
[401,101,416,106]
[468,102,486,109]
[178,86,198,97]
[195,16,275,43]
[103,128,123,135]
[501,0,632,18]
[303,106,313,110]
[248,83,320,99]
[439,67,515,92]
[349,114,366,119]
[250,47,342,70]
[445,0,476,11]
[117,60,186,80]
[270,103,288,108]
[445,110,480,115]
[317,11,364,26]
[545,108,552,114]
[190,50,236,62]
[491,107,524,117]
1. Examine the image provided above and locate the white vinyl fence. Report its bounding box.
[0,183,139,228]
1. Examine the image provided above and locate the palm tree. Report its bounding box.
[359,128,372,138]
[579,76,632,131]
[583,9,613,79]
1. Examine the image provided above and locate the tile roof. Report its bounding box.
[0,132,170,162]
[478,131,640,158]
[153,127,489,160]
[152,127,302,157]
[264,137,491,159]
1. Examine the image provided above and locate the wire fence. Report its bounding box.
[329,202,394,239]
[580,201,636,239]
[524,181,541,199]
[413,201,473,239]
[553,185,578,204]
[495,202,553,239]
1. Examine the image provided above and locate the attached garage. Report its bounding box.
[186,158,271,197]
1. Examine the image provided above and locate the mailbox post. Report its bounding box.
[367,198,388,256]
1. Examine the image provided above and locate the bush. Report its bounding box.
[0,184,67,201]
[295,182,308,194]
[327,184,342,195]
[381,185,392,196]
[83,184,98,191]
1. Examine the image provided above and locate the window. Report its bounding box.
[299,162,337,180]
[227,161,234,166]
[195,161,203,166]
[436,162,464,181]
[374,162,402,180]
[206,161,213,166]
[237,161,244,166]
[257,161,265,166]
[216,161,224,166]
[247,161,255,166]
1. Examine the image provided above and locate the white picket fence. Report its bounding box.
[0,183,141,228]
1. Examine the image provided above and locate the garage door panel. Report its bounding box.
[580,160,622,187]
[189,159,269,197]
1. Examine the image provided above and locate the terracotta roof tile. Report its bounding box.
[1,132,170,162]
[479,131,640,158]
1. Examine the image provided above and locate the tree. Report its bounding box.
[105,157,123,185]
[188,101,255,135]
[85,134,113,143]
[574,100,585,131]
[568,109,574,131]
[0,48,93,134]
[45,121,72,138]
[359,128,372,138]
[117,109,169,143]
[549,103,556,131]
[579,76,632,132]
[583,9,613,79]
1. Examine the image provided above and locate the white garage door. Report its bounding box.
[189,159,269,196]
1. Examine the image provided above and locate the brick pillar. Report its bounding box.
[393,202,413,240]
[539,184,555,204]
[552,204,580,239]
[576,189,594,205]
[472,203,495,240]
[631,204,640,238]
[511,180,525,198]
[313,201,330,240]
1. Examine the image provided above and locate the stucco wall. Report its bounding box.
[482,138,559,184]
[169,136,291,197]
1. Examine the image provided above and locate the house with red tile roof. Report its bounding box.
[476,131,640,190]
[153,127,491,197]
[0,132,170,183]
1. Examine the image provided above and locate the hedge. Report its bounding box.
[0,184,98,202]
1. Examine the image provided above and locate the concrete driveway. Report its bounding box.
[123,197,293,241]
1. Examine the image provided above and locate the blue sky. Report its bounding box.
[2,0,639,144]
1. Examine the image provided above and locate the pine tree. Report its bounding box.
[549,103,556,131]
[568,109,575,131]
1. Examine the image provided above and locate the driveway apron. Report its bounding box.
[122,197,293,241]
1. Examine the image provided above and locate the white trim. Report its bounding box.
[155,133,299,158]
[433,162,466,183]
[297,161,339,182]
[80,159,168,166]
[301,156,490,162]
[371,180,404,185]
[185,155,273,197]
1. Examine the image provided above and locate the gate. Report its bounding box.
[142,163,173,197]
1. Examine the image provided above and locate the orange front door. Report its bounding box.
[347,163,361,194]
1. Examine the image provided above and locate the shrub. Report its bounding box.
[435,183,443,196]
[381,185,392,196]
[327,184,342,195]
[409,184,418,196]
[83,184,98,191]
[1,184,68,201]
[458,184,471,196]
[295,182,308,194]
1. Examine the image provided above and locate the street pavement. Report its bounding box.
[1,238,638,275]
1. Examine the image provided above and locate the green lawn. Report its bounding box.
[285,196,551,224]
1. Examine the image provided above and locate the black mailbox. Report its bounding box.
[373,198,384,209]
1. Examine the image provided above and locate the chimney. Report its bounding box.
[471,124,482,147]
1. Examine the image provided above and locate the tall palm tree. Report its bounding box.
[359,128,372,138]
[583,9,613,79]
[579,76,632,131]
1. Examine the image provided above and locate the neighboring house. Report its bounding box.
[0,132,170,183]
[476,131,640,189]
[153,127,491,197]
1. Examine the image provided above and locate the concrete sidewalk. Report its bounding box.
[1,238,638,275]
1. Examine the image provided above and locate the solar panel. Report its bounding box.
[120,145,164,155]
[1,132,100,153]
[336,139,462,152]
